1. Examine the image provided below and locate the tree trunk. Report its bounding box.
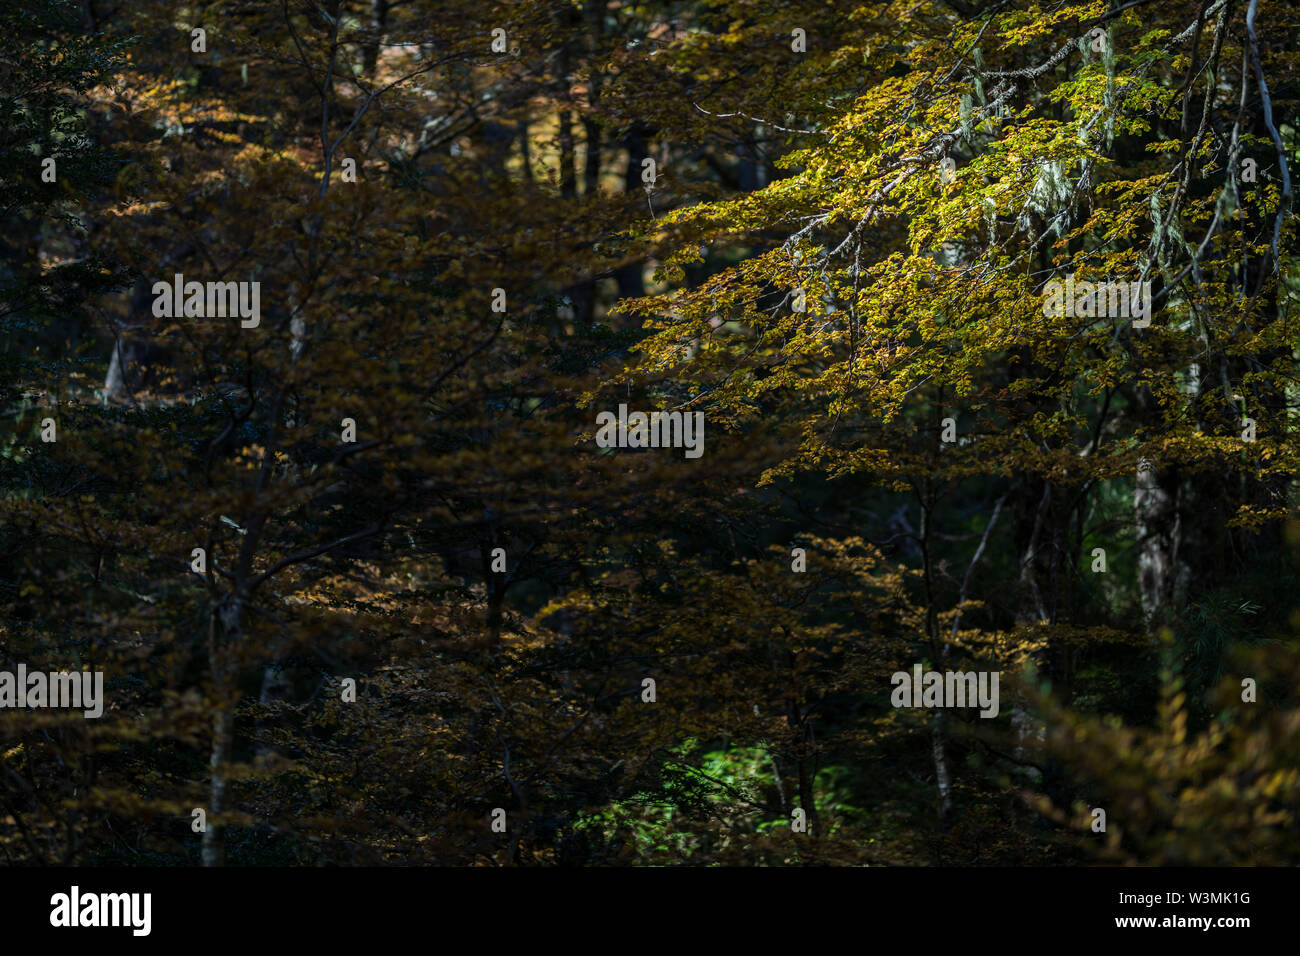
[361,0,388,78]
[1011,479,1054,780]
[1132,386,1185,632]
[614,124,650,304]
[203,594,244,867]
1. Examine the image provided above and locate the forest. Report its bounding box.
[0,0,1296,868]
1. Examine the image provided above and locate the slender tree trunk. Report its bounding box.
[916,469,953,820]
[1132,385,1184,632]
[361,0,389,78]
[518,115,533,184]
[614,124,650,303]
[558,110,576,199]
[203,596,243,867]
[1010,479,1053,780]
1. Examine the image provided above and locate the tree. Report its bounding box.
[2,0,1297,869]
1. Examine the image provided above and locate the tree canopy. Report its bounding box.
[0,0,1296,867]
